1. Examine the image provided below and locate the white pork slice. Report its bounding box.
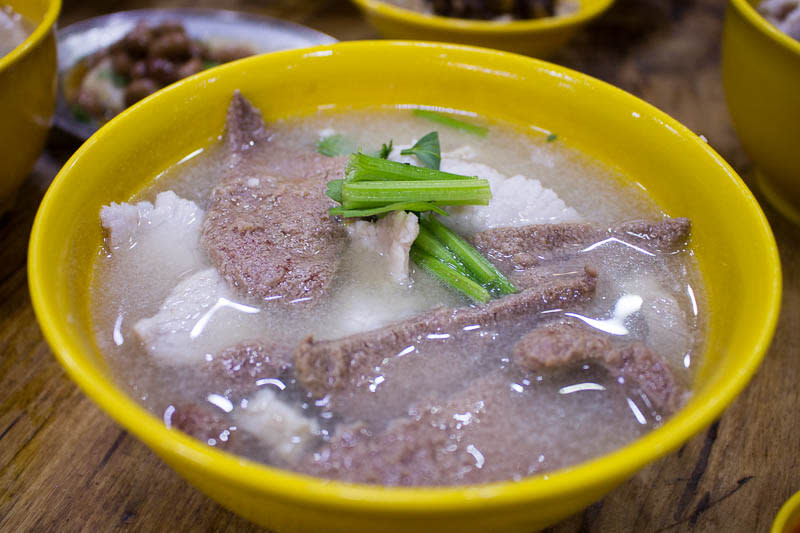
[133,268,265,366]
[388,143,581,235]
[234,388,320,463]
[441,158,582,234]
[100,190,207,305]
[345,210,419,284]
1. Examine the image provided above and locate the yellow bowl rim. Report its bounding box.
[773,490,800,533]
[0,0,61,72]
[730,0,800,56]
[29,40,782,515]
[350,0,615,34]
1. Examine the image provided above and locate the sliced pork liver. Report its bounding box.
[202,92,347,304]
[294,266,598,399]
[512,321,682,412]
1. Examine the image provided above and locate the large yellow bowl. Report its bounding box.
[0,0,59,212]
[723,0,800,224]
[29,41,781,532]
[350,0,614,56]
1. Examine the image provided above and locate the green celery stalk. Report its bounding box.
[345,153,477,182]
[414,225,468,274]
[329,202,448,218]
[341,179,491,210]
[410,247,490,303]
[421,216,517,295]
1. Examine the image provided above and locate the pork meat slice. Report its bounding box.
[133,268,266,366]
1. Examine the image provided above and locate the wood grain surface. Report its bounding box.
[1,0,798,531]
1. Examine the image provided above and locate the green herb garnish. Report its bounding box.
[325,179,344,203]
[546,133,557,142]
[70,104,90,123]
[377,140,393,159]
[203,60,221,70]
[97,68,128,88]
[317,134,358,157]
[413,109,488,137]
[400,131,440,170]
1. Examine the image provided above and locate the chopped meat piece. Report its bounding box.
[224,90,269,151]
[205,341,293,398]
[511,322,681,411]
[166,403,237,449]
[234,388,320,463]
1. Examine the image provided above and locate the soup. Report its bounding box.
[0,5,31,58]
[90,93,704,486]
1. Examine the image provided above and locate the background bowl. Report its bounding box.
[350,0,614,56]
[29,41,781,532]
[773,490,800,533]
[0,0,59,213]
[723,0,800,224]
[54,8,336,140]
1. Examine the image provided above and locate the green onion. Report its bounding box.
[420,215,517,295]
[400,131,440,169]
[546,133,557,142]
[413,109,489,137]
[345,153,478,183]
[410,247,490,303]
[341,180,491,210]
[329,202,448,218]
[317,134,357,157]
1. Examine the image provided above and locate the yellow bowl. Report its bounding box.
[773,490,800,533]
[29,41,781,532]
[0,0,59,212]
[350,0,614,56]
[723,0,800,224]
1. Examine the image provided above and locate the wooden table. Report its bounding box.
[2,0,798,531]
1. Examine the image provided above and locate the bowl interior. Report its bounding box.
[0,0,58,70]
[29,41,781,521]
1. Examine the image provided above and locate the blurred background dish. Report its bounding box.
[723,0,800,225]
[349,0,614,56]
[0,0,59,213]
[773,490,800,533]
[55,8,336,139]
